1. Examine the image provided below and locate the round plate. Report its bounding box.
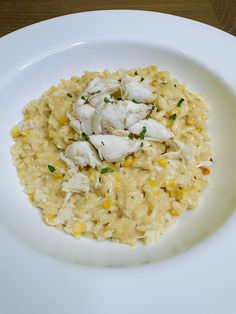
[0,10,236,314]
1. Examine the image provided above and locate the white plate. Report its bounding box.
[0,10,236,314]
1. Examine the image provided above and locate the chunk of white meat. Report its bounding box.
[93,103,127,134]
[65,141,101,168]
[90,134,142,162]
[197,160,213,167]
[74,104,95,135]
[175,139,195,161]
[121,74,154,103]
[62,173,90,193]
[89,93,113,107]
[86,77,120,94]
[47,204,75,226]
[60,153,78,174]
[129,119,173,142]
[67,113,81,133]
[122,100,152,128]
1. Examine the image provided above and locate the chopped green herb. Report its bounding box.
[177,98,184,107]
[151,105,155,111]
[101,141,105,146]
[140,77,144,82]
[90,90,101,95]
[169,113,177,120]
[81,96,86,100]
[104,97,110,104]
[101,167,114,174]
[140,142,144,147]
[132,99,138,104]
[82,132,89,141]
[48,164,56,173]
[128,133,134,140]
[66,93,72,98]
[174,84,177,88]
[134,71,138,75]
[99,177,102,183]
[139,126,147,140]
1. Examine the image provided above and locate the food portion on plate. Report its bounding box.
[11,66,212,245]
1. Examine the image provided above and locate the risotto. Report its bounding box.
[11,66,212,245]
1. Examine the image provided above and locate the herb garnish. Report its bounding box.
[169,113,177,120]
[81,96,86,100]
[139,126,147,139]
[66,93,72,98]
[101,167,114,174]
[90,90,101,95]
[134,71,138,75]
[82,132,89,141]
[151,105,155,111]
[101,141,105,146]
[48,165,56,173]
[132,99,138,104]
[177,98,184,107]
[104,97,110,104]
[140,77,144,82]
[128,133,134,140]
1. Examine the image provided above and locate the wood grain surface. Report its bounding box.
[0,0,235,37]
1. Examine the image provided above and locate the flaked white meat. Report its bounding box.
[123,100,152,128]
[74,104,95,135]
[93,103,127,134]
[129,119,173,142]
[121,74,154,103]
[90,134,142,162]
[65,141,101,168]
[67,113,81,133]
[197,160,213,167]
[62,173,90,193]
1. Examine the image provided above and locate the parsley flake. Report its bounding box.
[81,96,86,100]
[134,71,138,75]
[66,93,72,98]
[101,141,105,146]
[140,77,144,82]
[139,126,147,140]
[177,98,184,107]
[48,164,56,173]
[82,132,89,141]
[128,133,134,140]
[169,113,177,120]
[104,97,110,104]
[132,99,138,104]
[101,167,114,174]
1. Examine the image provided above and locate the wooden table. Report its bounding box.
[0,0,235,37]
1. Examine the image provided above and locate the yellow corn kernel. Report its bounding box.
[201,167,211,175]
[58,115,69,124]
[169,107,180,116]
[154,190,160,197]
[115,184,122,192]
[152,80,158,87]
[22,129,30,137]
[45,214,56,223]
[186,116,196,125]
[201,113,208,120]
[158,158,168,168]
[149,179,158,187]
[114,173,121,183]
[72,222,86,236]
[11,127,21,138]
[29,193,34,202]
[165,179,176,191]
[89,169,96,180]
[52,171,64,179]
[124,156,133,167]
[169,209,180,217]
[25,113,32,121]
[103,198,112,210]
[196,126,202,132]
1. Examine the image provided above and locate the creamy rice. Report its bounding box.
[11,66,212,245]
